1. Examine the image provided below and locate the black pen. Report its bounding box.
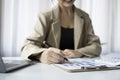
[63,57,72,63]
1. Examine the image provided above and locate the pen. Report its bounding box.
[64,57,69,61]
[63,57,72,64]
[42,41,71,63]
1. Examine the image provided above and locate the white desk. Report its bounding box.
[0,54,120,80]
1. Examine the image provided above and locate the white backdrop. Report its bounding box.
[0,0,120,57]
[0,0,51,56]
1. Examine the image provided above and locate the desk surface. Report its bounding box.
[1,54,120,80]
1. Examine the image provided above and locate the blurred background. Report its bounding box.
[0,0,120,57]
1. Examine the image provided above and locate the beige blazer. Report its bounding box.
[21,5,101,60]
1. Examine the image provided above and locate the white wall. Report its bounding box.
[0,0,51,56]
[90,0,109,54]
[113,0,120,52]
[0,0,2,55]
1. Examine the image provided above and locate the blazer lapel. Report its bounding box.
[51,5,61,48]
[51,21,61,48]
[74,8,84,49]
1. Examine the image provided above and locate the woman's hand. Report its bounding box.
[63,49,83,58]
[40,48,65,64]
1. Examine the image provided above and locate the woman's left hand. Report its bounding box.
[63,49,83,58]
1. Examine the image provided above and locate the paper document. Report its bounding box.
[95,55,120,66]
[53,58,107,72]
[53,55,120,72]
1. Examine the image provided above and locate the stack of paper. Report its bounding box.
[95,56,120,66]
[53,55,120,72]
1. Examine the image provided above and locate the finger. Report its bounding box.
[64,52,74,58]
[46,60,57,64]
[49,53,64,63]
[41,54,60,64]
[49,48,64,56]
[41,49,64,64]
[63,49,72,56]
[48,58,62,64]
[40,50,55,64]
[42,59,55,64]
[47,59,64,64]
[49,47,61,53]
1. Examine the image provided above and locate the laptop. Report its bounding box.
[0,56,32,73]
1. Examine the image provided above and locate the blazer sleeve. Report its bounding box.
[78,15,102,57]
[21,13,48,60]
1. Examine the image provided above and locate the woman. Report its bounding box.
[21,0,101,64]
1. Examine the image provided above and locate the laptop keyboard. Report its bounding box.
[5,63,21,68]
[4,60,29,69]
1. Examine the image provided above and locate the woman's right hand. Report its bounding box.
[40,47,65,64]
